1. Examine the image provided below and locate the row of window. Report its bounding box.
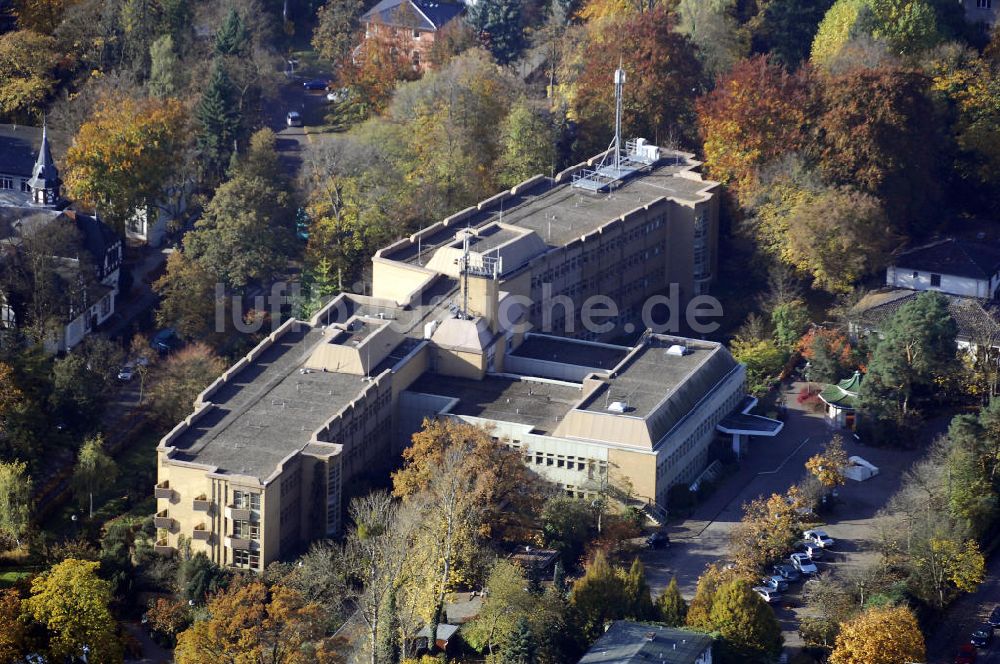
[656,387,743,480]
[526,451,607,477]
[280,467,302,497]
[0,177,32,192]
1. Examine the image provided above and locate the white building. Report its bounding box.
[885,238,1000,299]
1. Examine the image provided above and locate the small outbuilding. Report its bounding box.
[819,371,862,430]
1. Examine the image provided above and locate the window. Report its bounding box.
[233,549,260,568]
[0,177,12,190]
[911,271,918,279]
[978,0,992,8]
[20,179,29,192]
[233,520,259,540]
[233,490,260,511]
[930,274,942,288]
[413,29,421,38]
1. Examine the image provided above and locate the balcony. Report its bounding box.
[153,509,175,530]
[225,506,251,521]
[153,539,174,556]
[225,536,251,550]
[193,496,212,512]
[192,524,212,542]
[154,481,174,500]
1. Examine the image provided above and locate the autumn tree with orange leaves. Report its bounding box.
[339,19,418,117]
[571,7,703,156]
[65,94,188,234]
[696,55,814,201]
[174,580,344,664]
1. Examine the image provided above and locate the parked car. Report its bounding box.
[152,328,180,354]
[326,88,349,103]
[772,564,802,583]
[803,529,835,548]
[752,586,781,604]
[646,531,670,549]
[790,553,818,575]
[972,624,993,648]
[117,364,135,382]
[956,644,978,663]
[302,79,328,91]
[796,541,825,560]
[762,575,789,592]
[286,111,302,127]
[989,606,1000,628]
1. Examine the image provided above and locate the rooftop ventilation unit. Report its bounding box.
[666,344,689,357]
[608,400,628,413]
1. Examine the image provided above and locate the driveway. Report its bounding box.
[927,551,1000,663]
[641,381,924,650]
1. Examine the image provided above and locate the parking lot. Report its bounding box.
[640,381,926,649]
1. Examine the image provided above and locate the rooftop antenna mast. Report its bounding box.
[614,59,625,174]
[461,232,470,319]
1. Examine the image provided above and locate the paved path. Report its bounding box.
[927,546,1000,663]
[123,620,173,664]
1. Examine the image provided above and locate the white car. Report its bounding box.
[803,529,835,548]
[117,364,135,382]
[326,88,349,103]
[753,586,781,603]
[286,111,302,127]
[790,553,818,575]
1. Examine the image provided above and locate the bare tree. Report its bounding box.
[345,490,419,664]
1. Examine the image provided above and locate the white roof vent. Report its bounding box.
[666,344,689,356]
[608,401,629,413]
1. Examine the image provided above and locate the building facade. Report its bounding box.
[360,0,464,71]
[154,140,780,570]
[962,0,998,27]
[0,125,122,352]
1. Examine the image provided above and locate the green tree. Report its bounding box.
[184,172,295,288]
[466,0,525,65]
[466,559,534,656]
[120,0,163,76]
[215,8,248,56]
[570,551,630,642]
[153,251,222,344]
[26,558,122,663]
[500,617,535,664]
[657,577,687,626]
[859,291,958,421]
[686,565,726,630]
[772,300,809,349]
[674,0,745,77]
[196,61,241,179]
[731,338,786,396]
[72,435,118,518]
[312,0,364,63]
[708,579,783,661]
[541,496,594,566]
[623,558,655,620]
[149,34,181,97]
[0,459,31,549]
[811,0,940,68]
[747,0,835,66]
[498,97,557,187]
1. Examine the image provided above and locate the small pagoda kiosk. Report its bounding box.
[819,371,862,430]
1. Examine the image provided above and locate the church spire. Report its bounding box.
[27,122,62,208]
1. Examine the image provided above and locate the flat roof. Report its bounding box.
[578,336,739,443]
[167,325,407,480]
[510,335,630,371]
[405,373,582,435]
[384,153,715,264]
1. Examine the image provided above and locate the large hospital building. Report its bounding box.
[153,143,782,569]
